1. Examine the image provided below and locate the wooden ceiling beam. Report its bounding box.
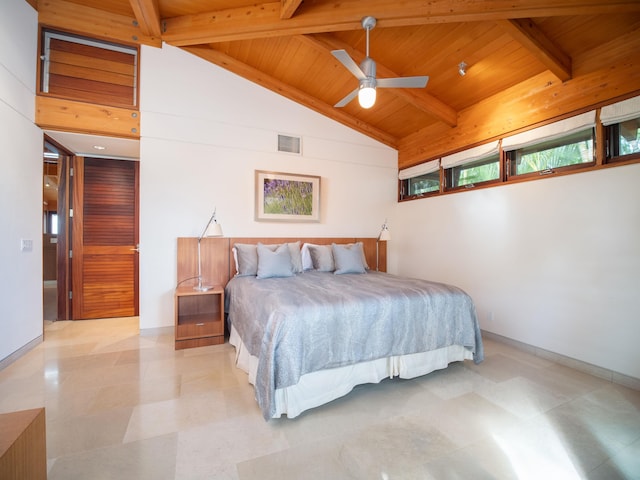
[397,29,640,168]
[162,0,640,46]
[183,46,399,148]
[37,0,161,47]
[129,0,162,38]
[499,18,572,82]
[280,0,303,19]
[303,34,458,127]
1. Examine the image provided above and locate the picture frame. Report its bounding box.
[255,170,321,222]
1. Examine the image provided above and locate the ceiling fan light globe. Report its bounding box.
[358,86,376,108]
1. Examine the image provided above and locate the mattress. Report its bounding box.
[225,270,483,419]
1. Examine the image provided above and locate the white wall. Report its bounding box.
[2,2,635,385]
[138,44,397,329]
[0,0,44,362]
[394,164,640,379]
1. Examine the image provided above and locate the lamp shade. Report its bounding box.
[204,221,223,237]
[358,86,376,109]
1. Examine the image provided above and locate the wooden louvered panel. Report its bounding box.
[83,159,135,246]
[44,34,138,107]
[47,75,135,107]
[83,217,135,245]
[81,252,135,318]
[50,38,135,67]
[48,59,134,86]
[72,157,139,319]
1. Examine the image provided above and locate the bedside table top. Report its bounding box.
[175,285,224,296]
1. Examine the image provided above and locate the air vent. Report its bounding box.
[277,134,302,155]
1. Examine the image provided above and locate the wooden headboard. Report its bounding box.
[176,237,386,289]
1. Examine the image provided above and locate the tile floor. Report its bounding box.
[0,317,638,479]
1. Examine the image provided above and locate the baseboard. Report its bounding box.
[481,330,640,391]
[139,326,174,337]
[0,335,43,371]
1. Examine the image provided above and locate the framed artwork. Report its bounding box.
[255,170,321,222]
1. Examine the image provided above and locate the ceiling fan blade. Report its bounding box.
[377,76,429,89]
[334,87,359,108]
[331,50,366,81]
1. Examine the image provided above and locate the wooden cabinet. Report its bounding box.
[174,286,224,350]
[0,408,47,480]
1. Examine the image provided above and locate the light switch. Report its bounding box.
[21,239,33,252]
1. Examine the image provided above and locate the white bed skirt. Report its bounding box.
[229,325,473,419]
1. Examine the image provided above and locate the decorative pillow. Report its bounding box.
[234,243,277,276]
[332,243,367,274]
[308,244,335,272]
[301,243,315,270]
[302,242,369,271]
[256,243,294,279]
[348,241,369,270]
[286,241,303,273]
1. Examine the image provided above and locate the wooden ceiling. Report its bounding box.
[34,0,640,168]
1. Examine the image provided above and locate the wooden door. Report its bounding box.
[71,157,139,319]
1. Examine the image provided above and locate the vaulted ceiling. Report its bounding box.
[34,0,640,168]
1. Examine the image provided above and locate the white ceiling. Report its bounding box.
[45,130,140,159]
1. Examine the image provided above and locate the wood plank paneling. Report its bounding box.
[36,0,640,173]
[72,158,139,319]
[44,35,137,107]
[398,30,640,168]
[162,0,640,45]
[176,237,386,293]
[37,0,161,47]
[177,237,230,289]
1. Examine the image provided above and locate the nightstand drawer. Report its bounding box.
[176,318,223,339]
[174,286,225,349]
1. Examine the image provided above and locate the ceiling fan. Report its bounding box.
[332,16,429,109]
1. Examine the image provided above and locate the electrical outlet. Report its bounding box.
[20,239,33,252]
[487,311,494,322]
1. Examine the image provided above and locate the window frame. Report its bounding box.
[505,128,596,180]
[443,153,502,192]
[39,28,139,108]
[605,119,640,165]
[398,98,640,203]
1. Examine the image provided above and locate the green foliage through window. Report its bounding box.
[408,172,439,195]
[609,118,640,159]
[510,130,594,176]
[399,109,640,202]
[449,154,500,188]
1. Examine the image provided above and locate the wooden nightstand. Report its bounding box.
[174,286,224,350]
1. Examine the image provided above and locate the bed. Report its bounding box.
[223,238,483,420]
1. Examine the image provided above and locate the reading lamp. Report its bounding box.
[376,219,390,271]
[195,208,223,291]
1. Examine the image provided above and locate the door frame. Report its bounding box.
[43,134,140,321]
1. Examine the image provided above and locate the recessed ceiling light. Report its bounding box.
[93,145,106,150]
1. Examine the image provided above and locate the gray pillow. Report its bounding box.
[332,243,367,274]
[286,241,304,273]
[348,241,369,270]
[234,243,277,276]
[308,244,335,272]
[256,243,294,279]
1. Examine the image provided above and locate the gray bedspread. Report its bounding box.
[225,270,484,419]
